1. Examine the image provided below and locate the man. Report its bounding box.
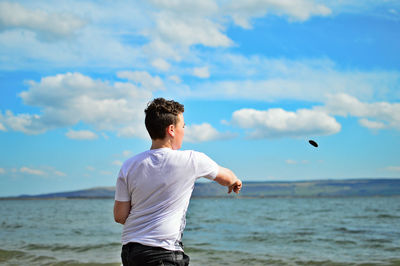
[114,98,242,266]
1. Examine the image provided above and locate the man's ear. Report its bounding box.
[166,124,175,137]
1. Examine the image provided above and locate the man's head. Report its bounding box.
[144,98,185,142]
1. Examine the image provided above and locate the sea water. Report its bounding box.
[1,197,399,265]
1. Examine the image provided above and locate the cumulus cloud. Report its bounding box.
[231,108,341,139]
[143,1,231,60]
[117,71,164,91]
[151,58,171,71]
[193,67,210,78]
[184,123,234,143]
[142,13,232,61]
[168,75,182,84]
[122,150,133,157]
[86,166,95,171]
[321,93,400,130]
[1,111,46,134]
[20,166,45,176]
[189,56,400,103]
[65,129,98,140]
[112,160,123,166]
[358,119,386,130]
[0,1,86,41]
[0,168,5,174]
[0,2,146,70]
[0,1,336,70]
[149,0,218,15]
[386,166,400,172]
[286,159,297,165]
[0,121,6,131]
[146,0,328,58]
[154,13,232,48]
[54,170,67,177]
[1,72,154,137]
[224,0,331,29]
[285,159,309,165]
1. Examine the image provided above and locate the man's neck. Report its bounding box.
[150,139,172,150]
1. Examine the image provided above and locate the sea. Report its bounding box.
[1,197,400,266]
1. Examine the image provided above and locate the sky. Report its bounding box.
[1,0,400,197]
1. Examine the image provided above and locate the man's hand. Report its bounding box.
[215,166,242,194]
[228,179,242,194]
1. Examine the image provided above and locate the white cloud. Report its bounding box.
[231,107,341,139]
[149,0,218,15]
[1,72,153,137]
[101,132,109,140]
[153,13,232,48]
[0,168,5,174]
[385,166,400,172]
[224,0,331,29]
[322,93,400,130]
[0,0,338,71]
[358,119,386,130]
[188,56,400,103]
[386,166,400,172]
[54,170,67,177]
[122,150,133,157]
[2,111,46,135]
[151,58,171,71]
[193,67,210,78]
[86,166,95,171]
[66,129,98,140]
[117,126,148,139]
[112,160,123,166]
[117,71,164,91]
[142,1,231,60]
[0,1,86,41]
[184,123,234,142]
[146,0,328,58]
[0,121,6,131]
[168,75,182,84]
[0,2,145,70]
[20,166,45,176]
[286,159,309,165]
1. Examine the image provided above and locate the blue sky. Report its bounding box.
[1,0,400,197]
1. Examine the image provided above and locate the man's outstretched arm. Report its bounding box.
[214,166,242,194]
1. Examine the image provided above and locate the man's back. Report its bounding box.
[115,148,218,251]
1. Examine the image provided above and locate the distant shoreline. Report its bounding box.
[2,195,400,201]
[2,178,400,200]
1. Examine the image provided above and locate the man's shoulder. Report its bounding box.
[172,150,213,162]
[121,150,150,168]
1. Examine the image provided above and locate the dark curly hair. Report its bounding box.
[144,98,184,140]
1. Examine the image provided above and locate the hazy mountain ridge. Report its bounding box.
[3,179,400,199]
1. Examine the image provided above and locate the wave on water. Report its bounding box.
[185,246,400,266]
[376,214,400,219]
[334,227,368,234]
[0,248,121,266]
[0,221,23,229]
[24,243,121,253]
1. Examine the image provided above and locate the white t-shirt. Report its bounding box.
[115,148,219,251]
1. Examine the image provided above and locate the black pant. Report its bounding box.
[121,242,190,266]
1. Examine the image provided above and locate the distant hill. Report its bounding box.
[194,179,400,197]
[3,179,400,199]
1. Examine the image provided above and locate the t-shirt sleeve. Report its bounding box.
[115,169,131,202]
[194,151,219,180]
